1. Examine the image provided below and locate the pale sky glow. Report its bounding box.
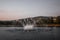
[0,0,60,20]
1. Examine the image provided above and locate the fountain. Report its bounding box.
[23,24,34,30]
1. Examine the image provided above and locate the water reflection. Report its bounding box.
[0,27,59,40]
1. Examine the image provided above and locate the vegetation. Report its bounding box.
[0,16,60,27]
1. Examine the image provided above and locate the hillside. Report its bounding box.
[0,16,60,27]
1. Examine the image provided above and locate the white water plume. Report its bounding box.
[24,24,34,30]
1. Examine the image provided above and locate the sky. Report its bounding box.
[0,0,60,20]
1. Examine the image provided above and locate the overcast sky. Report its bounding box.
[0,0,60,20]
